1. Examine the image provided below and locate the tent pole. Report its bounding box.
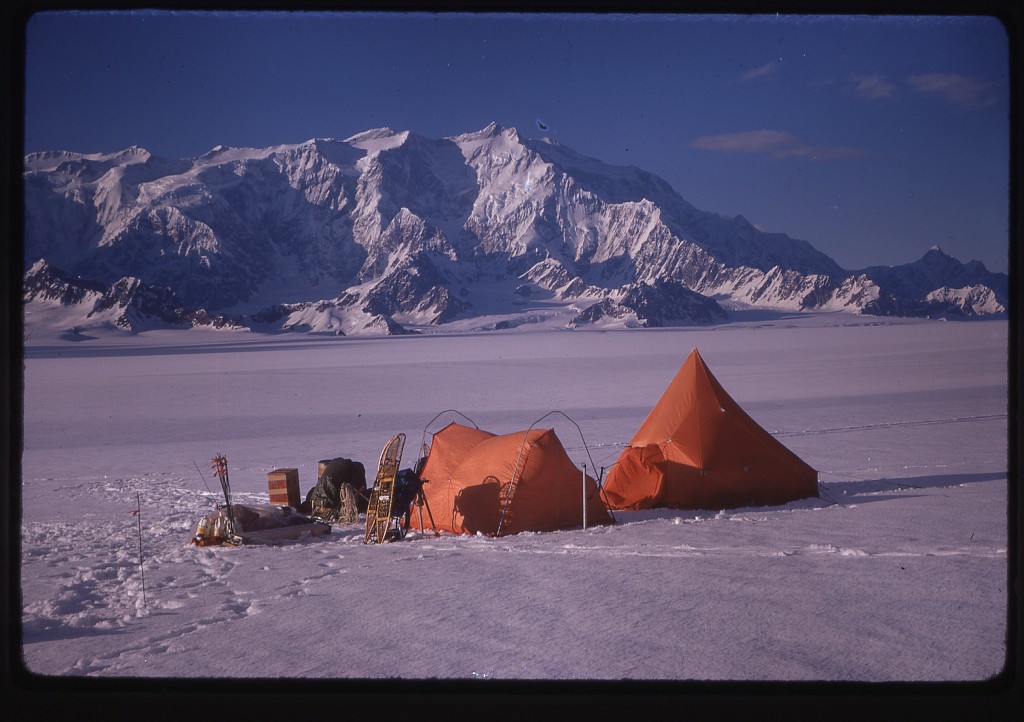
[582,463,587,530]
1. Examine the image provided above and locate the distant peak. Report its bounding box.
[345,128,409,153]
[198,144,231,161]
[450,121,512,143]
[113,145,153,164]
[344,127,397,144]
[921,245,954,262]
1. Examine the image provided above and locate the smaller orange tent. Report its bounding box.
[603,348,818,510]
[410,422,612,536]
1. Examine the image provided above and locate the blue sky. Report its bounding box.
[22,11,1010,272]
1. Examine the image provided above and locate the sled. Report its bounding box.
[192,504,330,547]
[234,520,331,545]
[364,433,405,544]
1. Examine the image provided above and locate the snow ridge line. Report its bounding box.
[772,413,1006,438]
[563,412,1005,459]
[565,411,1003,462]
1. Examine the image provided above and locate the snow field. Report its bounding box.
[18,316,1009,680]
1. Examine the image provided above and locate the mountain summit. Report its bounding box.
[23,123,1007,335]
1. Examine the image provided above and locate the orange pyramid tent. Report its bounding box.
[409,422,613,536]
[603,348,818,510]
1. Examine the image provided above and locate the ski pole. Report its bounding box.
[135,492,147,609]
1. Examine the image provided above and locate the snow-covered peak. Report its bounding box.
[524,136,627,172]
[926,285,1005,315]
[192,143,297,169]
[449,121,505,143]
[24,149,88,172]
[345,127,410,153]
[24,146,153,173]
[22,123,1009,336]
[918,245,964,272]
[199,144,232,160]
[450,124,531,172]
[344,127,396,143]
[110,146,153,165]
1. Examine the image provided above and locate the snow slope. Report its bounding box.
[15,316,1010,694]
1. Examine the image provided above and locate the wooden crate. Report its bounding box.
[267,468,300,508]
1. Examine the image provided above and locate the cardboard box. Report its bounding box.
[267,468,300,508]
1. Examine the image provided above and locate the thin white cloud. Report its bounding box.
[740,60,781,82]
[692,129,869,161]
[851,73,897,100]
[906,73,998,108]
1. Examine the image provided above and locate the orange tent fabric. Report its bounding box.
[603,348,818,510]
[410,422,613,536]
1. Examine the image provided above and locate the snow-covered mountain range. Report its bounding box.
[22,122,1008,336]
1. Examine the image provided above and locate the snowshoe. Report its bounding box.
[364,433,405,544]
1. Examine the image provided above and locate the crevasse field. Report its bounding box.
[17,314,1009,686]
